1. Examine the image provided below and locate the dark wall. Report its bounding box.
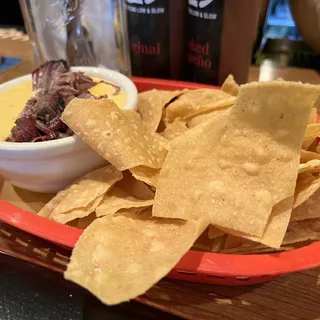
[0,0,24,27]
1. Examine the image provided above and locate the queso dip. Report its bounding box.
[0,77,127,141]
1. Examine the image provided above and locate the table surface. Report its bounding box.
[1,37,320,320]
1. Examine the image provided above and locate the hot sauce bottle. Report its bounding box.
[186,0,224,84]
[186,0,261,85]
[124,0,187,79]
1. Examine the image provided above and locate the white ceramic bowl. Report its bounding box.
[0,67,138,193]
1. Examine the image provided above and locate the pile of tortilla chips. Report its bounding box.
[37,75,320,305]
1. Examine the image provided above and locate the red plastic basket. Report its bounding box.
[1,77,320,286]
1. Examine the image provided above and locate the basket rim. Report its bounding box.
[0,200,320,277]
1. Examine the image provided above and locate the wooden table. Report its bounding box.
[1,37,320,320]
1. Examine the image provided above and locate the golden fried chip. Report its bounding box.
[183,97,236,121]
[221,234,296,254]
[283,219,320,244]
[187,108,229,128]
[221,74,239,96]
[309,108,317,124]
[221,245,288,255]
[38,166,122,222]
[115,207,152,219]
[62,98,167,170]
[193,228,213,251]
[52,195,103,224]
[67,212,98,230]
[116,171,155,200]
[64,213,208,306]
[165,89,234,123]
[38,191,65,219]
[153,81,319,237]
[300,149,320,163]
[244,197,293,248]
[220,198,293,249]
[129,166,159,188]
[137,90,184,132]
[159,118,188,140]
[292,188,320,221]
[302,123,320,150]
[294,174,320,209]
[95,187,153,217]
[299,159,320,174]
[211,235,227,252]
[193,231,226,252]
[208,225,225,239]
[224,234,248,250]
[54,166,122,213]
[282,241,314,250]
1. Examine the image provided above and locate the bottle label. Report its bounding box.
[125,0,170,78]
[187,0,224,84]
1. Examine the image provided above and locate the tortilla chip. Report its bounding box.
[282,240,314,250]
[221,74,239,96]
[187,108,229,128]
[64,213,208,306]
[299,159,320,174]
[307,139,319,153]
[159,118,188,140]
[221,233,297,254]
[222,197,294,249]
[292,188,320,221]
[300,150,320,163]
[294,174,320,209]
[129,166,159,188]
[62,98,167,170]
[224,234,248,250]
[165,89,234,123]
[208,225,225,239]
[309,108,317,124]
[244,197,294,248]
[221,245,288,255]
[283,219,320,244]
[193,228,213,251]
[52,195,104,224]
[137,90,184,132]
[183,97,236,121]
[68,212,98,230]
[153,81,319,237]
[95,186,153,217]
[38,166,122,222]
[222,240,266,254]
[38,191,65,219]
[116,171,155,200]
[115,207,152,218]
[302,123,320,150]
[54,166,122,213]
[193,231,226,252]
[211,235,227,252]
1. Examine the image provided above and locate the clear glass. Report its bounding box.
[19,0,131,75]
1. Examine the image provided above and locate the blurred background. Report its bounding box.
[1,0,320,85]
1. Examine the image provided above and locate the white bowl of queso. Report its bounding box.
[0,67,138,193]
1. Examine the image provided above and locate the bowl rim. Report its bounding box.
[0,66,138,154]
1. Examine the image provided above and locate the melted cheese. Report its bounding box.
[0,81,32,141]
[0,77,126,141]
[89,77,127,108]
